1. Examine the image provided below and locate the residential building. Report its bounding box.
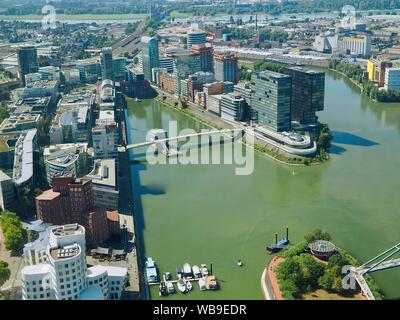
[100,47,114,81]
[251,70,292,132]
[384,68,400,91]
[214,53,239,84]
[141,36,159,81]
[17,45,38,86]
[284,67,325,124]
[220,93,246,121]
[43,143,90,185]
[21,223,127,300]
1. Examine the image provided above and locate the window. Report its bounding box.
[61,285,64,289]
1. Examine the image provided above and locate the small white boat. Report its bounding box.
[186,280,193,291]
[198,277,207,291]
[192,265,202,278]
[166,281,175,294]
[200,264,209,276]
[165,272,172,281]
[237,259,243,267]
[177,279,187,293]
[183,262,192,278]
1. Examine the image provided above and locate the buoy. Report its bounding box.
[237,260,243,267]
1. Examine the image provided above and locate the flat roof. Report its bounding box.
[36,189,60,201]
[21,264,51,276]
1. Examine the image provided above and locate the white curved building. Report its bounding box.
[21,223,127,300]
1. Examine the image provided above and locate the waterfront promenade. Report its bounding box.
[261,257,284,300]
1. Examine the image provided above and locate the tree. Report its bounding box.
[304,229,332,243]
[0,211,22,233]
[296,253,325,291]
[3,224,23,252]
[0,261,11,288]
[317,125,333,152]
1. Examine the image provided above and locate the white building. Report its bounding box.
[92,110,119,161]
[21,224,127,300]
[83,159,119,210]
[384,68,400,91]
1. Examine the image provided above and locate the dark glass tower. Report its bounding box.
[284,67,325,125]
[17,46,38,86]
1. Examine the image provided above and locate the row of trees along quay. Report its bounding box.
[329,59,400,102]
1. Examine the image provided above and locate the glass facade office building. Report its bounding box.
[141,36,159,81]
[17,46,38,86]
[284,67,325,124]
[251,70,292,132]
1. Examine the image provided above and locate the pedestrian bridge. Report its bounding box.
[125,128,244,150]
[354,242,400,300]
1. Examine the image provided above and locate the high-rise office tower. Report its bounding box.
[251,70,292,132]
[284,67,325,125]
[17,45,39,86]
[191,43,214,73]
[141,36,159,81]
[214,53,239,84]
[187,29,207,50]
[100,47,114,81]
[171,52,201,95]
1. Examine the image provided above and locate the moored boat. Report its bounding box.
[177,278,187,293]
[186,280,193,291]
[165,272,172,281]
[200,264,209,276]
[145,257,158,283]
[159,282,168,296]
[166,281,175,294]
[192,265,201,278]
[198,277,207,291]
[183,262,192,278]
[176,266,183,278]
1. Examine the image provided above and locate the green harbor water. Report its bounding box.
[126,70,400,300]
